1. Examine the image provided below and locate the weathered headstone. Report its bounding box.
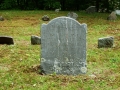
[55,9,60,12]
[67,12,78,20]
[107,11,117,20]
[0,16,4,21]
[42,15,50,21]
[86,6,96,13]
[40,17,87,75]
[31,35,41,45]
[98,36,114,48]
[115,10,120,15]
[0,36,14,45]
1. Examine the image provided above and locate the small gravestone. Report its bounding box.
[98,36,114,48]
[0,36,14,45]
[86,6,96,13]
[107,11,117,20]
[67,12,78,19]
[40,17,87,75]
[31,35,41,45]
[55,9,60,12]
[115,10,120,15]
[42,15,50,21]
[0,16,4,21]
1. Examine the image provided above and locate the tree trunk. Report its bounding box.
[106,0,109,12]
[17,0,19,5]
[96,0,100,12]
[60,0,66,10]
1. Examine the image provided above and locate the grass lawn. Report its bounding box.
[0,10,120,90]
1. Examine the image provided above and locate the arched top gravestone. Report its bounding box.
[40,17,87,75]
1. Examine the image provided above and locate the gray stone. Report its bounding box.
[0,36,14,45]
[98,36,114,48]
[107,11,117,20]
[42,15,50,21]
[67,12,78,19]
[89,74,97,79]
[40,16,87,75]
[55,9,60,12]
[0,16,4,21]
[115,10,120,15]
[86,6,96,13]
[31,35,41,45]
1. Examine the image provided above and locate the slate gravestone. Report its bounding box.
[55,9,60,12]
[107,11,117,20]
[67,12,78,19]
[40,17,87,75]
[115,10,120,15]
[98,36,114,48]
[0,36,14,45]
[86,6,96,13]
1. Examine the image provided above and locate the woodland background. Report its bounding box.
[0,0,120,12]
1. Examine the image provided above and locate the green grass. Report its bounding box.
[0,10,120,90]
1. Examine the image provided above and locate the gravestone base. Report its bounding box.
[40,58,87,75]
